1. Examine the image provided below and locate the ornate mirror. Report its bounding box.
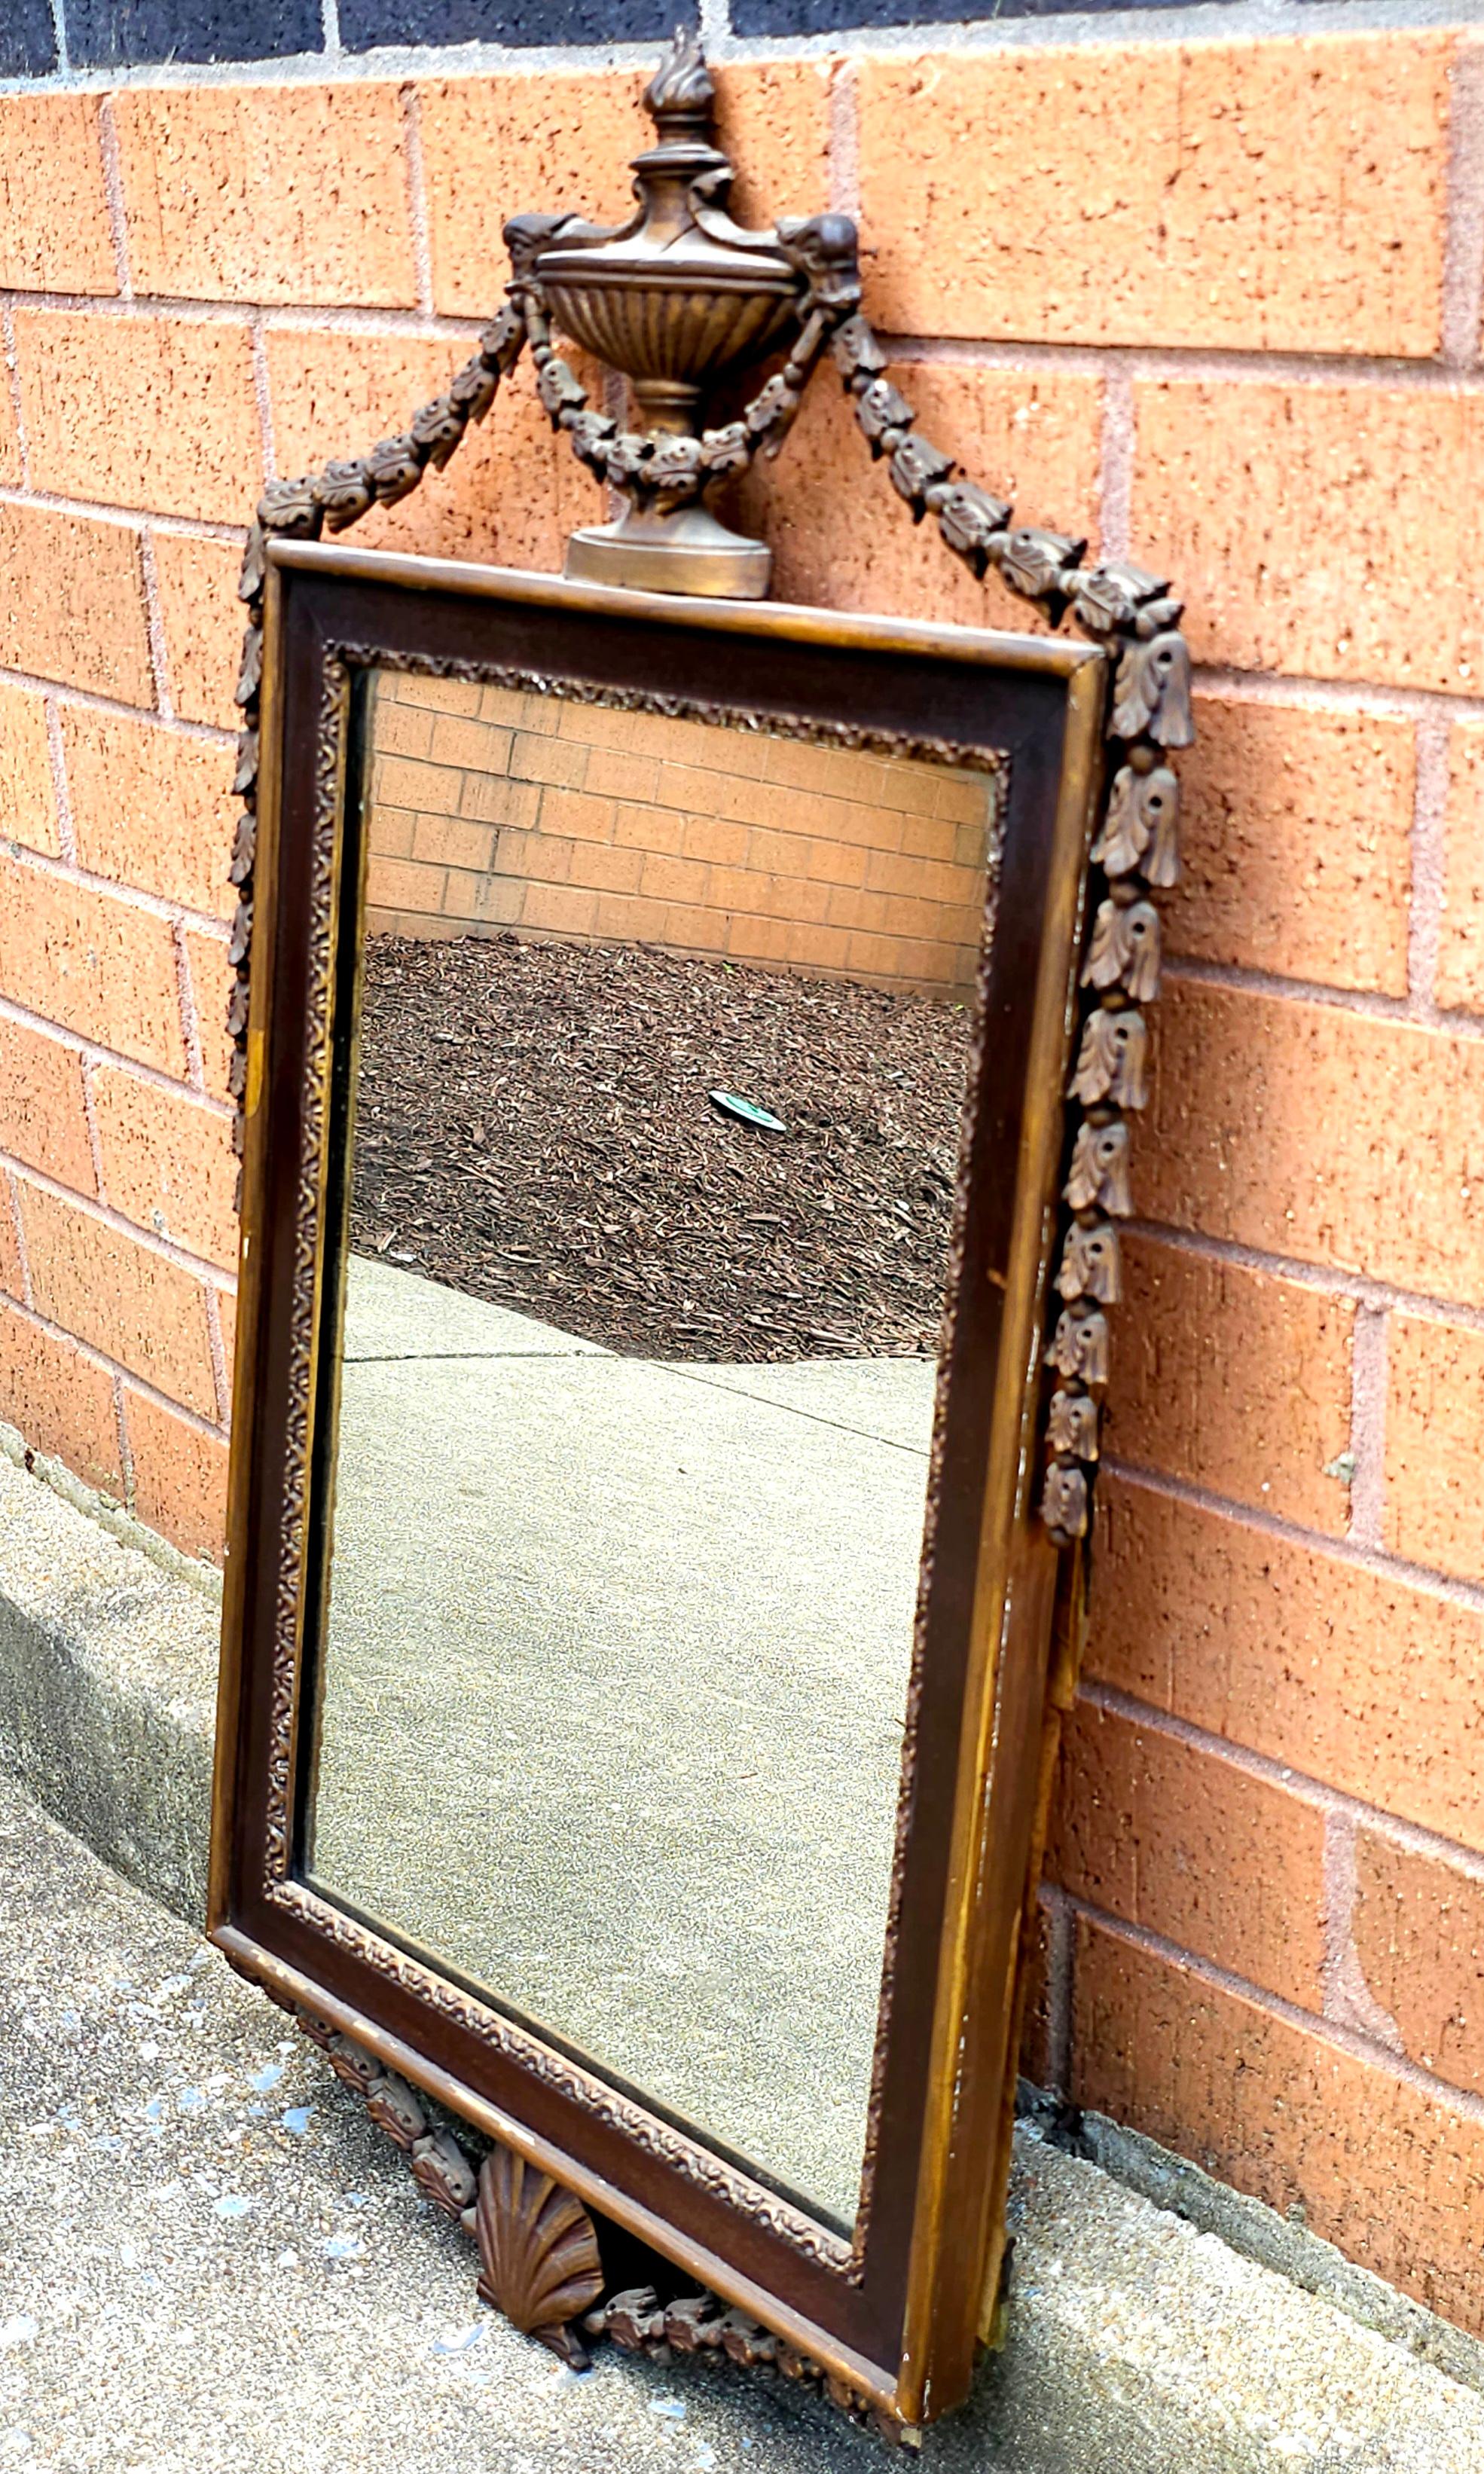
[210,31,1192,2443]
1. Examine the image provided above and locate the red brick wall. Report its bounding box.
[0,32,1480,2329]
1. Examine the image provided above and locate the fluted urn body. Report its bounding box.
[532,29,802,593]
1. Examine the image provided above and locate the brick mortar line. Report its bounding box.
[1409,707,1450,1006]
[1060,1890,1484,2124]
[1104,1453,1484,1617]
[202,1283,234,1429]
[44,0,67,80]
[0,987,232,1113]
[2,1147,237,1292]
[11,833,233,939]
[1038,1883,1074,2093]
[1127,1212,1484,1333]
[0,480,247,541]
[1096,364,1133,564]
[1,290,487,341]
[1165,951,1484,1035]
[0,1281,230,1442]
[249,313,276,487]
[2,1165,34,1310]
[698,0,730,66]
[0,663,234,741]
[172,921,209,1098]
[111,1372,136,1503]
[1347,1303,1390,1547]
[1441,31,1484,364]
[1,305,29,488]
[400,83,435,318]
[885,332,1484,389]
[1320,1809,1407,2053]
[95,93,133,301]
[4,292,1479,389]
[320,0,344,57]
[1192,664,1484,722]
[1077,1675,1484,1884]
[41,697,77,863]
[77,1054,107,1208]
[827,57,860,220]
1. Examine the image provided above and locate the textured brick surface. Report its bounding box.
[1089,1474,1484,1856]
[0,1019,94,1196]
[14,1180,216,1417]
[0,1183,19,1298]
[121,1386,228,1562]
[15,313,261,527]
[0,95,115,295]
[740,358,1101,628]
[1073,1916,1484,2332]
[0,859,187,1077]
[1171,695,1413,994]
[1385,1312,1484,1585]
[420,70,646,318]
[0,509,152,706]
[1142,980,1484,1306]
[0,377,19,490]
[263,325,594,573]
[1352,1832,1484,2101]
[0,684,60,859]
[182,929,234,1103]
[1439,719,1484,1014]
[1049,1702,1327,2010]
[1105,1236,1354,1535]
[420,63,828,319]
[115,84,417,307]
[1134,378,1484,692]
[63,711,236,921]
[92,1070,237,1270]
[152,535,244,731]
[0,1297,124,1494]
[856,35,1449,356]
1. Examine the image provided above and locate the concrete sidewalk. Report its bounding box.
[319,1257,936,2226]
[7,1764,1484,2474]
[6,1266,1484,2468]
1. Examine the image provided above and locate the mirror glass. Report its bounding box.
[301,666,1003,2230]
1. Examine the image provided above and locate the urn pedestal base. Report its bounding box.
[563,500,771,600]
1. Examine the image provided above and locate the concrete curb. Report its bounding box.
[0,1443,218,1924]
[3,1443,1484,2471]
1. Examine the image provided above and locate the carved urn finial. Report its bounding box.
[643,22,715,130]
[505,29,860,597]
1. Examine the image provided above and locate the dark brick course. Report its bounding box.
[66,0,322,67]
[340,0,673,43]
[0,0,59,75]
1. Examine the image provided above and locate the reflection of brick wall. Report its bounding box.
[364,672,995,994]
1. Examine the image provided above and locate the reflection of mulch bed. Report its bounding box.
[349,935,976,1361]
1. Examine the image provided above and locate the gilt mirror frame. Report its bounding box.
[209,29,1193,2443]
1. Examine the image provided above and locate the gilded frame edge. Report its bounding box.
[209,545,1107,2432]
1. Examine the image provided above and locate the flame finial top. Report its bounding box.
[643,24,715,131]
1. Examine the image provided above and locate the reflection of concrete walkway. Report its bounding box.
[310,1257,936,2229]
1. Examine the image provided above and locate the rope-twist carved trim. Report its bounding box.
[225,296,531,1176]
